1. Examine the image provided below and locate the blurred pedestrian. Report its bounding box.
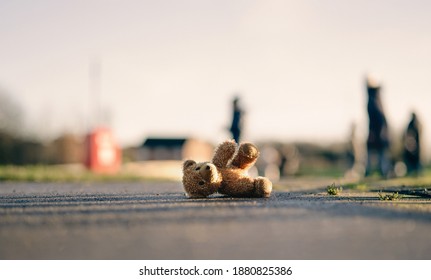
[365,76,391,177]
[229,96,244,143]
[346,123,358,169]
[344,122,365,179]
[403,112,422,175]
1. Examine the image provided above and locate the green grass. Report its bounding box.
[0,165,145,182]
[378,176,431,189]
[327,183,343,195]
[296,166,345,178]
[378,191,403,201]
[342,182,370,191]
[338,165,431,192]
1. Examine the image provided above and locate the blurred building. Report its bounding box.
[137,137,213,162]
[121,137,214,180]
[48,133,85,164]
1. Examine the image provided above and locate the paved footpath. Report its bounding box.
[0,181,430,259]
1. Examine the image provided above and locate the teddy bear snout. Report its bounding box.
[198,163,218,183]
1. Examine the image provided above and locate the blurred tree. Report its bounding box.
[0,88,45,164]
[0,88,24,137]
[0,88,88,165]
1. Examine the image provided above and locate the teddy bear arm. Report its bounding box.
[212,140,237,168]
[230,143,259,170]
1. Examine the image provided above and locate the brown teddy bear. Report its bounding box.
[182,140,272,198]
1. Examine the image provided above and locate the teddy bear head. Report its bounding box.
[182,159,222,198]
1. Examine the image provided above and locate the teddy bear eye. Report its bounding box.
[206,166,210,170]
[198,181,205,185]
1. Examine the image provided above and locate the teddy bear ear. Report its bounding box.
[183,160,196,171]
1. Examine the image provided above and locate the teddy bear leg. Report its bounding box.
[230,143,259,170]
[254,177,272,198]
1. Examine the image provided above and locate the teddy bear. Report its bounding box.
[182,139,272,198]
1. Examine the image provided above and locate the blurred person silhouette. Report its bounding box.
[278,144,300,178]
[229,96,244,143]
[279,150,287,178]
[344,122,364,179]
[346,123,358,169]
[364,75,391,177]
[403,112,422,175]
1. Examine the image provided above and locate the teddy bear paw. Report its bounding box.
[254,177,272,198]
[239,143,259,159]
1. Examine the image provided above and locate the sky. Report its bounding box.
[1,0,431,155]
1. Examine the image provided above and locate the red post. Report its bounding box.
[85,127,121,173]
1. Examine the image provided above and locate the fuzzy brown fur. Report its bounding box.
[182,140,272,198]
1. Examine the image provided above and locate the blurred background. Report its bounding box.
[1,0,430,181]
